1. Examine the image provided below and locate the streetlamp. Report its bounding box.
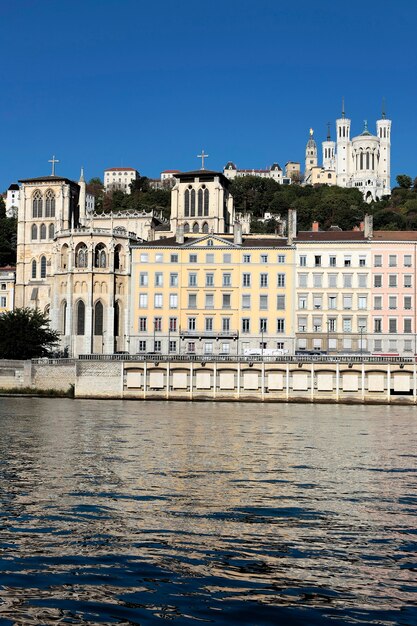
[153,319,156,353]
[359,325,365,357]
[261,324,264,358]
[326,320,331,354]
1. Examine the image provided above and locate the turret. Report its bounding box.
[376,100,391,194]
[78,167,86,224]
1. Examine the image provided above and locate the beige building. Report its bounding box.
[104,167,139,194]
[0,266,15,313]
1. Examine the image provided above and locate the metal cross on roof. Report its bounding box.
[48,155,59,176]
[197,150,209,170]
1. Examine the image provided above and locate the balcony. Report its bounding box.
[180,330,239,339]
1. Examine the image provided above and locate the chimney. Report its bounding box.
[287,208,297,245]
[176,224,184,244]
[312,221,319,232]
[234,221,242,245]
[364,214,373,239]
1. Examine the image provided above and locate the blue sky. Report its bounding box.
[1,0,416,191]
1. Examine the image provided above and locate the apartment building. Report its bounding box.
[0,266,15,313]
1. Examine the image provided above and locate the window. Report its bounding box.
[404,319,412,333]
[389,318,397,333]
[31,224,37,240]
[343,295,352,309]
[374,296,382,310]
[188,317,196,331]
[242,318,250,333]
[170,254,178,263]
[32,190,42,218]
[242,273,251,287]
[389,255,397,267]
[374,275,382,288]
[223,253,231,264]
[205,317,213,331]
[374,319,382,333]
[404,275,412,288]
[328,295,337,309]
[314,255,321,267]
[329,256,336,267]
[343,274,352,288]
[313,274,322,288]
[277,273,286,287]
[404,255,412,267]
[170,273,178,287]
[404,296,412,310]
[40,256,47,278]
[139,293,148,308]
[188,293,197,308]
[205,293,214,308]
[389,340,397,352]
[169,341,177,353]
[298,273,308,288]
[374,255,382,267]
[189,254,197,263]
[45,189,55,217]
[313,316,322,332]
[243,254,251,263]
[327,318,336,332]
[313,295,322,309]
[358,296,367,310]
[206,273,214,286]
[388,274,397,288]
[298,317,307,332]
[0,297,6,307]
[0,284,5,290]
[188,273,197,287]
[299,295,307,309]
[389,296,397,309]
[260,295,268,310]
[222,293,231,309]
[169,317,177,331]
[76,301,85,335]
[404,340,412,352]
[223,273,231,287]
[139,317,147,332]
[222,318,230,332]
[277,319,285,333]
[49,224,54,239]
[261,254,268,263]
[373,339,382,352]
[358,274,367,288]
[359,256,366,267]
[154,340,162,353]
[260,273,268,287]
[152,317,161,332]
[94,301,103,336]
[40,224,46,240]
[277,254,286,264]
[344,256,351,267]
[206,253,214,264]
[155,253,163,263]
[140,253,148,263]
[204,342,213,354]
[221,343,230,354]
[242,294,251,309]
[155,272,163,287]
[277,295,285,310]
[299,255,307,267]
[154,294,163,308]
[260,318,267,332]
[169,293,178,308]
[343,318,352,333]
[139,272,148,287]
[328,274,338,288]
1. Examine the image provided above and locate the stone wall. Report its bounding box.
[75,360,122,398]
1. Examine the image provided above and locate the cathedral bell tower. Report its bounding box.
[336,98,351,186]
[304,128,317,179]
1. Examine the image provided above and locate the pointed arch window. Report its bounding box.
[32,190,43,218]
[114,245,121,270]
[32,259,37,279]
[40,223,47,240]
[114,301,120,337]
[45,190,55,217]
[94,301,104,336]
[49,223,55,239]
[190,189,196,217]
[94,243,107,268]
[202,222,209,233]
[183,222,190,233]
[192,222,199,233]
[76,243,88,268]
[204,188,209,216]
[31,224,38,240]
[40,256,47,278]
[184,189,190,217]
[76,301,85,335]
[198,189,203,216]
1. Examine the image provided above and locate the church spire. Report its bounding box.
[79,166,85,183]
[327,122,331,141]
[382,97,386,119]
[342,97,345,119]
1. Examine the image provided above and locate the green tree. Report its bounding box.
[0,196,6,219]
[0,307,59,360]
[0,217,17,265]
[396,174,412,189]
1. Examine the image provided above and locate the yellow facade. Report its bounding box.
[131,234,295,356]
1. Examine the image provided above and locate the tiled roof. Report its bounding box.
[133,235,290,248]
[372,231,417,241]
[296,231,366,241]
[18,175,76,185]
[105,167,137,172]
[162,170,181,173]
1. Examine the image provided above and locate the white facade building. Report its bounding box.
[223,162,291,185]
[5,184,20,217]
[104,167,139,194]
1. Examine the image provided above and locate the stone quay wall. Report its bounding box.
[2,357,417,404]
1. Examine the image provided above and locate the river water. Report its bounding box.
[0,398,416,625]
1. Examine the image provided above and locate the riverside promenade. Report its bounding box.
[2,355,417,404]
